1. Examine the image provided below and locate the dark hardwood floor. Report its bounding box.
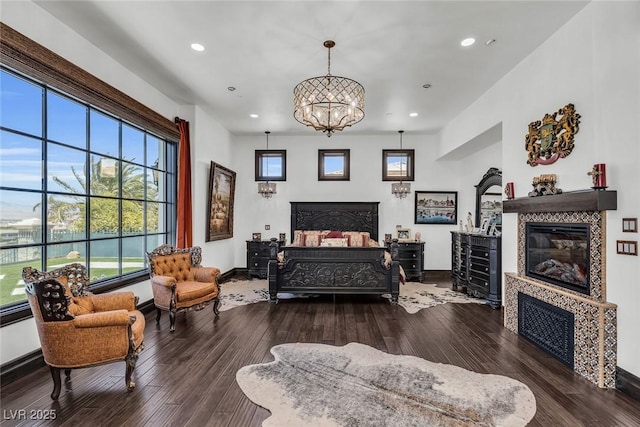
[2,276,639,427]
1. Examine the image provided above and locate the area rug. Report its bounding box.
[236,342,536,427]
[220,280,487,314]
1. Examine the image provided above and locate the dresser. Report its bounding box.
[387,241,425,282]
[450,232,501,308]
[246,240,284,279]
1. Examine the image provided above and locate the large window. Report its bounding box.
[0,67,177,321]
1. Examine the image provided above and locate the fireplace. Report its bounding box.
[502,190,618,388]
[526,223,589,295]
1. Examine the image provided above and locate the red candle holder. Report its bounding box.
[589,163,607,190]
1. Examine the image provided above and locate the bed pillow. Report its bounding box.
[301,233,322,247]
[343,231,370,247]
[320,237,349,247]
[326,230,343,238]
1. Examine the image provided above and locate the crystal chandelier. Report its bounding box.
[258,131,277,199]
[293,40,365,137]
[391,130,411,199]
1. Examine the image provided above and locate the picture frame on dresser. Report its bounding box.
[414,191,457,225]
[396,228,411,241]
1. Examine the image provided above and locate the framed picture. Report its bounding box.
[396,228,411,241]
[384,233,392,244]
[252,232,262,241]
[414,191,458,225]
[206,161,236,241]
[480,217,490,234]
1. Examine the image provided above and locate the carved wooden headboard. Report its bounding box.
[290,202,380,241]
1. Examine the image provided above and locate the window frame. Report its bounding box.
[0,24,178,326]
[255,149,287,181]
[318,149,350,181]
[382,149,415,181]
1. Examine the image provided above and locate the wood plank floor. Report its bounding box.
[2,277,639,427]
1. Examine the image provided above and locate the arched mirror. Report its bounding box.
[475,168,502,232]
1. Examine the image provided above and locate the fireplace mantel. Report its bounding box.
[503,190,617,214]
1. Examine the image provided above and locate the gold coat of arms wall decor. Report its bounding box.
[525,103,581,166]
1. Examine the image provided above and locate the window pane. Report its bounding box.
[262,155,282,177]
[47,92,87,148]
[146,235,164,256]
[122,236,145,275]
[0,190,42,245]
[122,124,144,165]
[90,197,119,235]
[146,201,161,233]
[47,242,85,270]
[1,70,42,137]
[89,238,118,281]
[90,110,119,157]
[46,194,86,241]
[324,156,344,175]
[47,143,86,194]
[147,169,165,201]
[0,246,41,305]
[91,156,120,197]
[122,200,144,235]
[387,154,409,177]
[0,131,43,190]
[121,162,145,200]
[147,135,161,167]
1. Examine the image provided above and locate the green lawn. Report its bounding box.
[0,257,145,306]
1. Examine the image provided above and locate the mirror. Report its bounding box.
[475,168,502,232]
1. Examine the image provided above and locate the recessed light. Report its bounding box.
[409,112,418,117]
[227,86,236,92]
[190,43,205,52]
[250,114,259,118]
[485,39,497,46]
[460,38,475,47]
[422,83,432,89]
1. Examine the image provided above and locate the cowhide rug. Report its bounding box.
[236,342,536,427]
[220,280,486,313]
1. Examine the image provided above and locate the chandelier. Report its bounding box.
[293,40,365,137]
[391,130,411,199]
[258,131,277,199]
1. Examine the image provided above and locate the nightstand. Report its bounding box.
[386,241,425,282]
[246,240,284,279]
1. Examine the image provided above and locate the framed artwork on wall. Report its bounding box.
[206,161,236,241]
[414,191,458,225]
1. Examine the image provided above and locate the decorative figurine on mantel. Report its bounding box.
[528,174,563,197]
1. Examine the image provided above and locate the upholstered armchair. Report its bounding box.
[146,245,221,332]
[22,263,145,400]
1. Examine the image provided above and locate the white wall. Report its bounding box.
[439,2,640,377]
[229,133,498,271]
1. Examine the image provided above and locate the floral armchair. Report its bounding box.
[22,263,145,400]
[146,245,221,332]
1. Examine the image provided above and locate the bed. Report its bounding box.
[267,202,400,304]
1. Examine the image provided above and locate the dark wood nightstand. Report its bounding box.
[246,240,284,279]
[386,241,425,282]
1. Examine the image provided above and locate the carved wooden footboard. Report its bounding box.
[266,201,400,304]
[267,241,400,304]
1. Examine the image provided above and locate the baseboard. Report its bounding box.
[422,270,451,281]
[0,349,45,386]
[617,366,640,401]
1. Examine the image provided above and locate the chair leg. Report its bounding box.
[213,298,220,316]
[156,307,162,323]
[169,310,176,332]
[125,354,139,392]
[64,369,71,380]
[50,367,62,400]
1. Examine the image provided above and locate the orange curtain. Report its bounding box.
[175,118,192,248]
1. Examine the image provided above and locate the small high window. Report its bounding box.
[318,149,350,181]
[382,149,415,181]
[255,150,286,181]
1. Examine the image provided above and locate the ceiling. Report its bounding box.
[34,1,589,136]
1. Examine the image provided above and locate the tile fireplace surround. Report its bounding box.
[503,190,617,388]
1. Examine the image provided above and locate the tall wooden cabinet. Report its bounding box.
[451,231,501,308]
